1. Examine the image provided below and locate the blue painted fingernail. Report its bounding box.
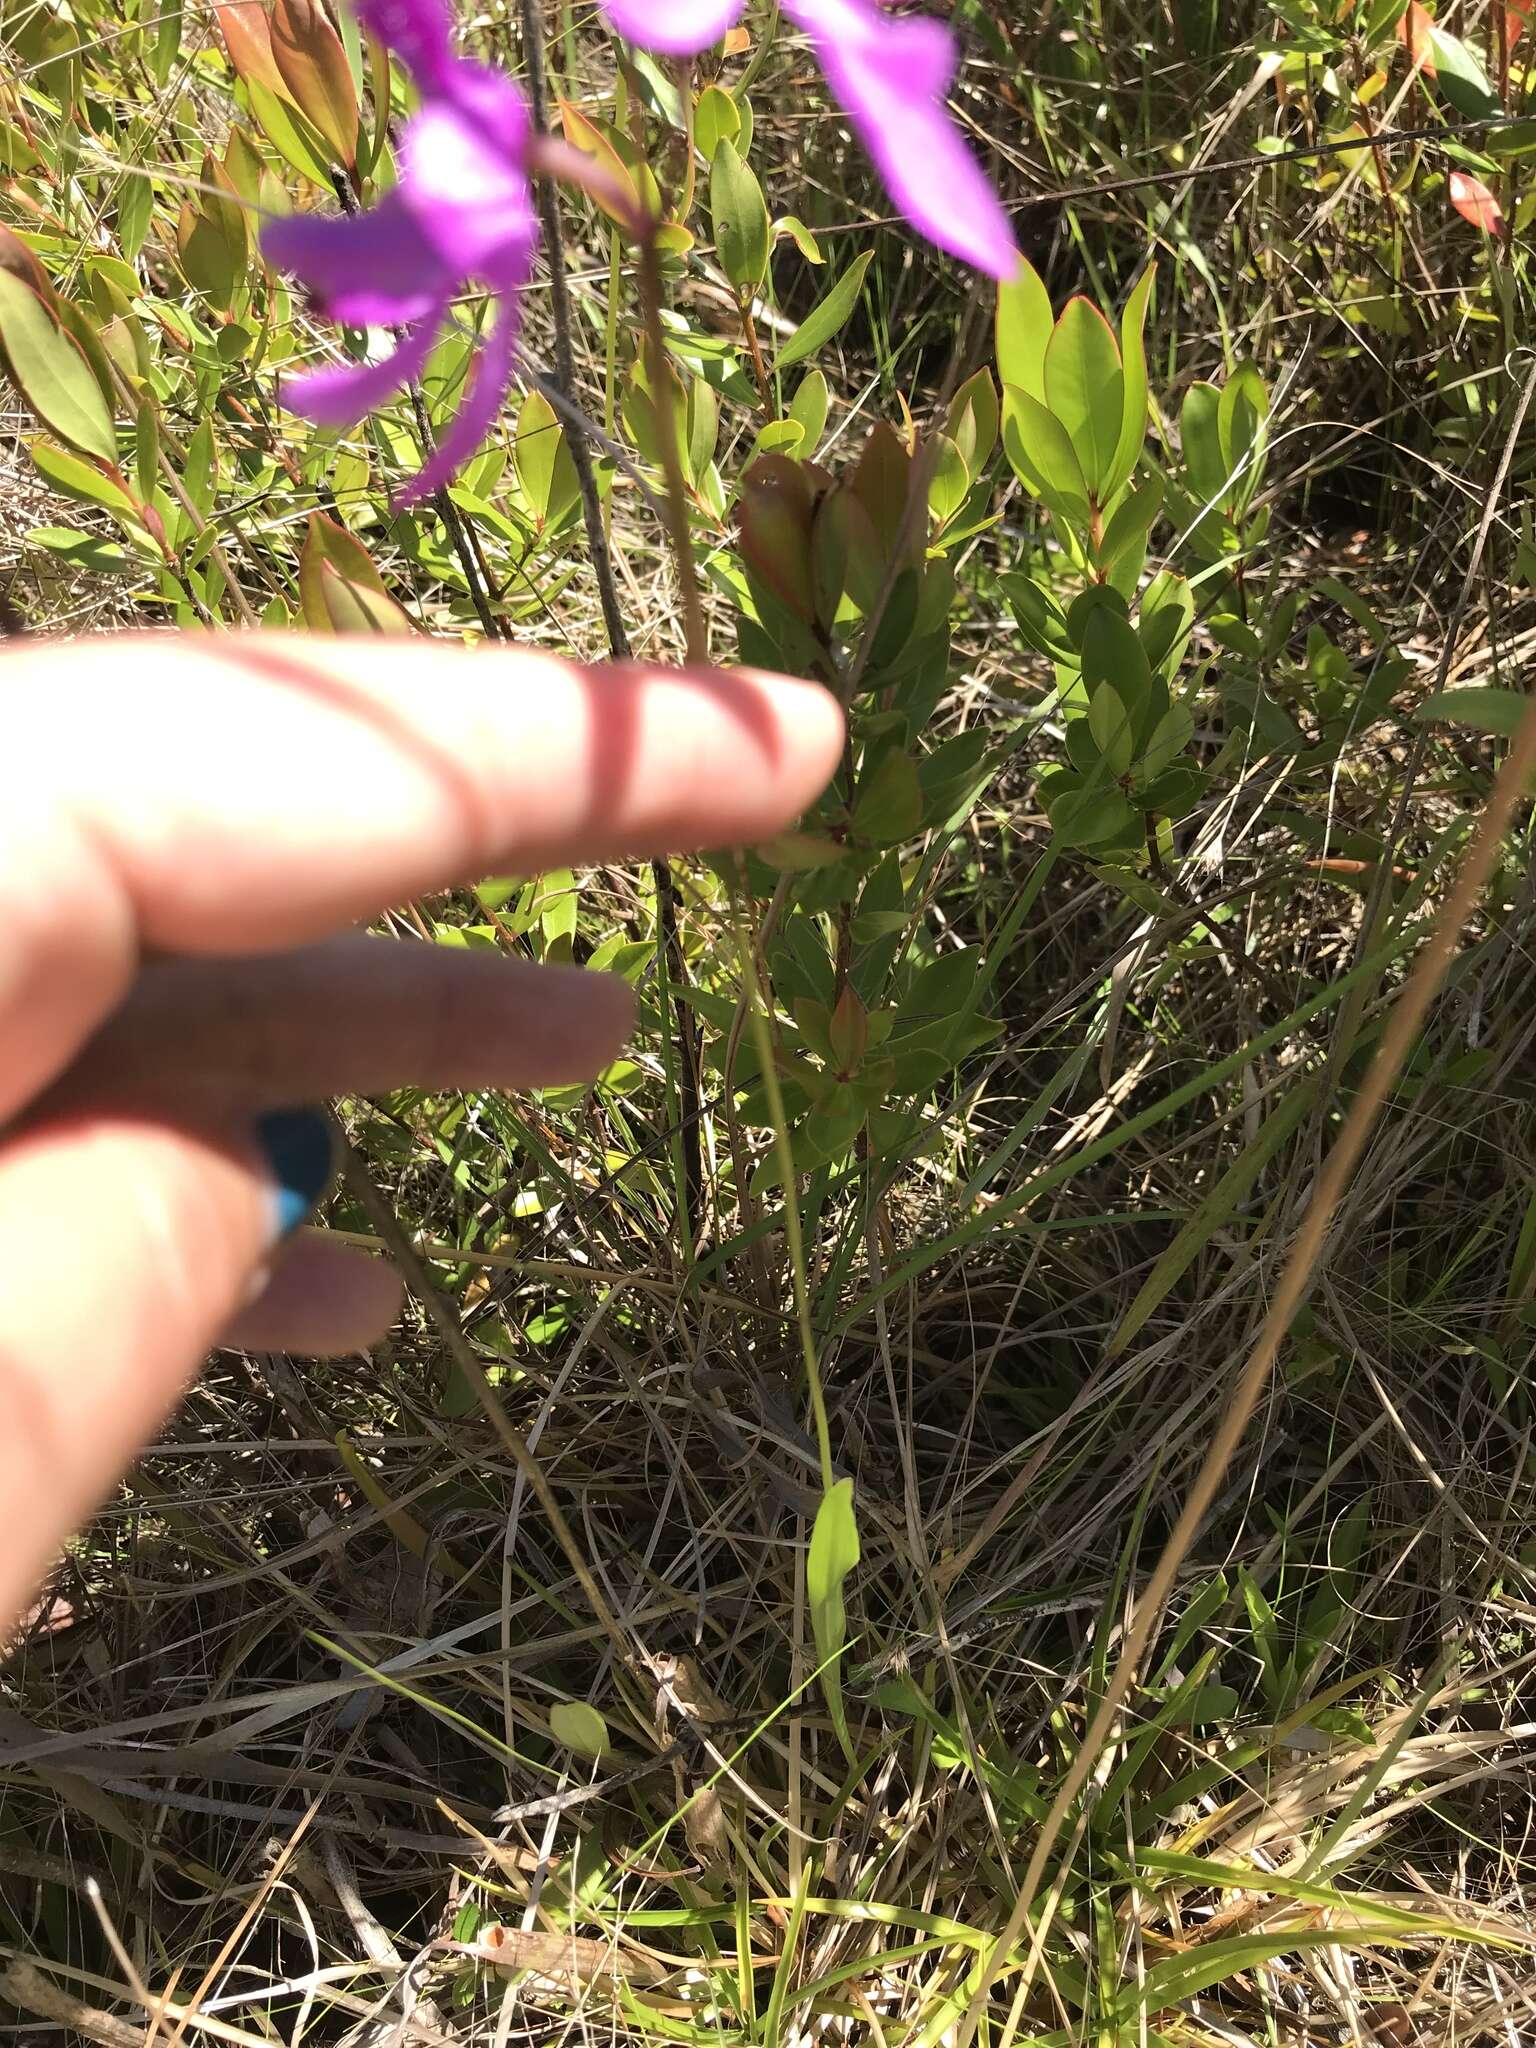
[255,1108,335,1242]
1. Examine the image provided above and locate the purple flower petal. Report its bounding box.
[402,72,538,283]
[396,300,521,505]
[281,315,440,427]
[355,0,456,87]
[600,0,745,54]
[788,0,1017,279]
[264,192,450,326]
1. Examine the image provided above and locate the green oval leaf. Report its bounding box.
[27,438,136,516]
[694,81,739,161]
[710,138,770,295]
[1417,686,1529,736]
[0,272,117,465]
[996,258,1053,402]
[549,1701,610,1758]
[778,250,872,369]
[808,1478,860,1760]
[787,368,829,451]
[1001,384,1090,522]
[1044,296,1124,497]
[1106,261,1155,498]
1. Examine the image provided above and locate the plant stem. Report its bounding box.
[520,0,703,1246]
[635,232,709,668]
[328,169,503,640]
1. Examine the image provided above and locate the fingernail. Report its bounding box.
[254,1108,336,1242]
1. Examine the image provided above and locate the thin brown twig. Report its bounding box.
[518,0,704,1243]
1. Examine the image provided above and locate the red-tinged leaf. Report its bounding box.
[299,513,411,631]
[270,0,358,169]
[556,101,647,227]
[0,224,50,298]
[1397,1,1436,73]
[1509,2,1531,53]
[214,0,289,99]
[1449,170,1503,232]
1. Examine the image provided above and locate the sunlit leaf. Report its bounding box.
[778,251,873,368]
[0,271,117,466]
[1449,169,1504,230]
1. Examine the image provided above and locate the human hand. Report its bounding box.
[0,633,841,1631]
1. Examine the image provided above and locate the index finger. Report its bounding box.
[1,634,842,1118]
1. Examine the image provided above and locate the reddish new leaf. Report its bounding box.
[1449,170,1504,232]
[1397,1,1437,73]
[214,0,290,99]
[270,0,358,169]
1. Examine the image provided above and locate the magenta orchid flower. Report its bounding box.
[263,0,537,506]
[265,0,1013,503]
[601,0,1017,280]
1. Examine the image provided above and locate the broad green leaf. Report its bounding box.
[1426,25,1502,118]
[1080,601,1154,726]
[313,559,409,631]
[852,748,923,844]
[1048,785,1138,848]
[1095,474,1162,575]
[998,570,1073,660]
[1140,570,1195,674]
[1138,701,1193,780]
[778,250,872,368]
[686,371,719,484]
[694,82,739,161]
[928,433,970,527]
[182,417,217,511]
[1043,296,1124,496]
[1001,384,1090,522]
[299,513,411,631]
[1417,686,1529,736]
[134,400,159,507]
[759,829,846,870]
[557,100,647,227]
[26,526,135,573]
[1218,360,1268,477]
[750,417,806,462]
[808,1478,860,1759]
[1106,261,1155,497]
[1089,683,1135,775]
[787,369,829,452]
[28,438,137,513]
[515,386,578,528]
[270,0,358,168]
[711,138,770,295]
[945,367,999,479]
[996,259,1053,401]
[117,175,152,260]
[0,272,116,465]
[1180,380,1228,507]
[247,78,337,189]
[549,1701,609,1758]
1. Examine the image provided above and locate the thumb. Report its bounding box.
[0,1108,335,1626]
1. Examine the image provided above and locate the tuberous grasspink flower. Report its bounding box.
[264,0,1013,498]
[603,0,1017,280]
[264,0,537,505]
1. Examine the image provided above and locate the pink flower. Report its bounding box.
[263,0,1015,504]
[601,0,1016,278]
[263,0,537,505]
